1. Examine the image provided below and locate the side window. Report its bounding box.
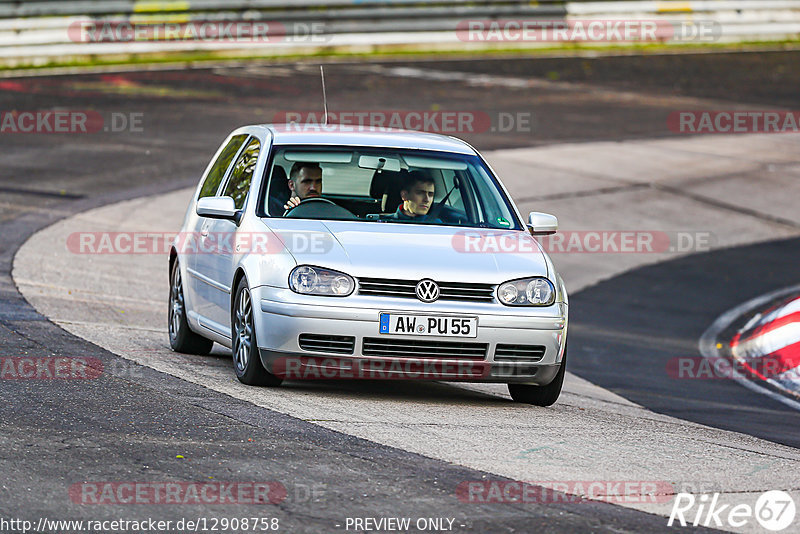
[198,134,248,199]
[222,137,261,210]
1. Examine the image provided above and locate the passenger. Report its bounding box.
[283,162,323,211]
[386,171,441,222]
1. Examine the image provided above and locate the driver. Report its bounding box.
[283,162,323,211]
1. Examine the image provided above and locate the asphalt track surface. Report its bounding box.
[2,51,800,532]
[569,236,800,448]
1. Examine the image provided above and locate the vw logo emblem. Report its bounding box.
[415,279,440,303]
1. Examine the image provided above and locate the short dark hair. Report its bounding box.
[401,170,434,193]
[289,162,321,182]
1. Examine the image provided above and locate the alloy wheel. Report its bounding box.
[169,267,184,341]
[234,288,253,371]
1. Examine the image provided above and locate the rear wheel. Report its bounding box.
[508,347,567,407]
[169,260,214,355]
[232,277,282,386]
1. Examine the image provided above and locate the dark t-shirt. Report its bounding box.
[384,206,442,223]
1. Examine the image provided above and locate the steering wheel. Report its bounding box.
[283,197,338,217]
[283,197,356,219]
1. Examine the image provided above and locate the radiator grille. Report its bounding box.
[362,337,488,360]
[494,344,546,362]
[357,277,494,303]
[298,334,355,355]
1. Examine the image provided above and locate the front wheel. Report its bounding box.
[232,277,282,387]
[508,347,567,407]
[169,260,214,355]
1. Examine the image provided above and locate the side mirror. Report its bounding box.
[196,196,238,221]
[527,212,558,236]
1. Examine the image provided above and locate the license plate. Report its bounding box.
[379,313,477,338]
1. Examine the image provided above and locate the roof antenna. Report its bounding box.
[320,65,328,125]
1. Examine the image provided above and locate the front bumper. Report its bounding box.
[253,286,568,384]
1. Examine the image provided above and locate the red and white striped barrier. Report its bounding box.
[730,295,800,392]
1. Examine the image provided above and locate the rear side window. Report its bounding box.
[222,137,261,210]
[198,134,248,199]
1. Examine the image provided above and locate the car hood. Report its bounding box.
[261,219,548,284]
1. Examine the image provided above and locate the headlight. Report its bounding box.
[289,265,354,297]
[497,277,555,306]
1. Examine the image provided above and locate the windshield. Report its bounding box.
[260,146,521,230]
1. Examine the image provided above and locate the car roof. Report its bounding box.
[252,124,478,155]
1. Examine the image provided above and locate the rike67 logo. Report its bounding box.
[669,491,796,531]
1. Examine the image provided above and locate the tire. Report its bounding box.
[508,346,567,407]
[169,260,214,355]
[232,277,283,386]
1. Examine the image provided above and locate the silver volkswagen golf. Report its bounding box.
[168,124,568,406]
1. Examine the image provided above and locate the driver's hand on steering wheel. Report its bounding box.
[283,196,302,211]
